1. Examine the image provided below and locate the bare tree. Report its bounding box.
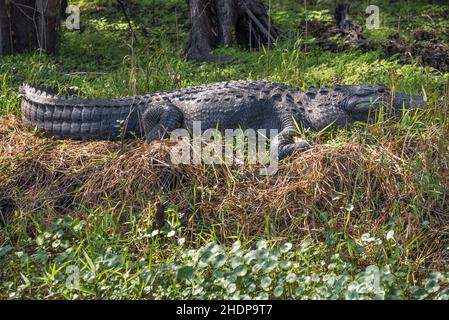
[0,0,62,55]
[185,0,280,61]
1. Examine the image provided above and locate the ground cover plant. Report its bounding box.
[0,0,448,299]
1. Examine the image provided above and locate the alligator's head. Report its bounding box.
[341,84,427,122]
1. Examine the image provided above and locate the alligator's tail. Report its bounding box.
[20,84,143,140]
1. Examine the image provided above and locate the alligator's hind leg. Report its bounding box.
[272,125,314,160]
[142,103,183,143]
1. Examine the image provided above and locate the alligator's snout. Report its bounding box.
[391,92,427,110]
[345,84,426,114]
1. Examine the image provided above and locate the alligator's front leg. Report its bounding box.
[272,124,314,160]
[142,103,184,143]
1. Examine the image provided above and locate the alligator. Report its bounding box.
[20,80,425,159]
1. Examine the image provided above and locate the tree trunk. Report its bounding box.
[0,0,12,55]
[0,0,62,55]
[185,0,279,61]
[36,0,60,55]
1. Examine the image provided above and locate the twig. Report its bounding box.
[116,0,138,44]
[244,8,275,43]
[65,72,108,76]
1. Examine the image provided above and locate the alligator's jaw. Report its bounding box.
[20,85,143,140]
[391,92,427,110]
[337,84,427,124]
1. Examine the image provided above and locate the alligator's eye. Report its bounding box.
[355,89,372,96]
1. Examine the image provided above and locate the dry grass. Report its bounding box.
[0,114,448,268]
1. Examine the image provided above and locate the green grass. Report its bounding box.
[1,194,449,300]
[0,0,448,299]
[2,213,449,299]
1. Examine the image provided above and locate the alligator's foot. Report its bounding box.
[142,103,184,143]
[278,140,315,160]
[271,124,315,160]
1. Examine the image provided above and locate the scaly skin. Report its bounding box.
[20,80,425,159]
